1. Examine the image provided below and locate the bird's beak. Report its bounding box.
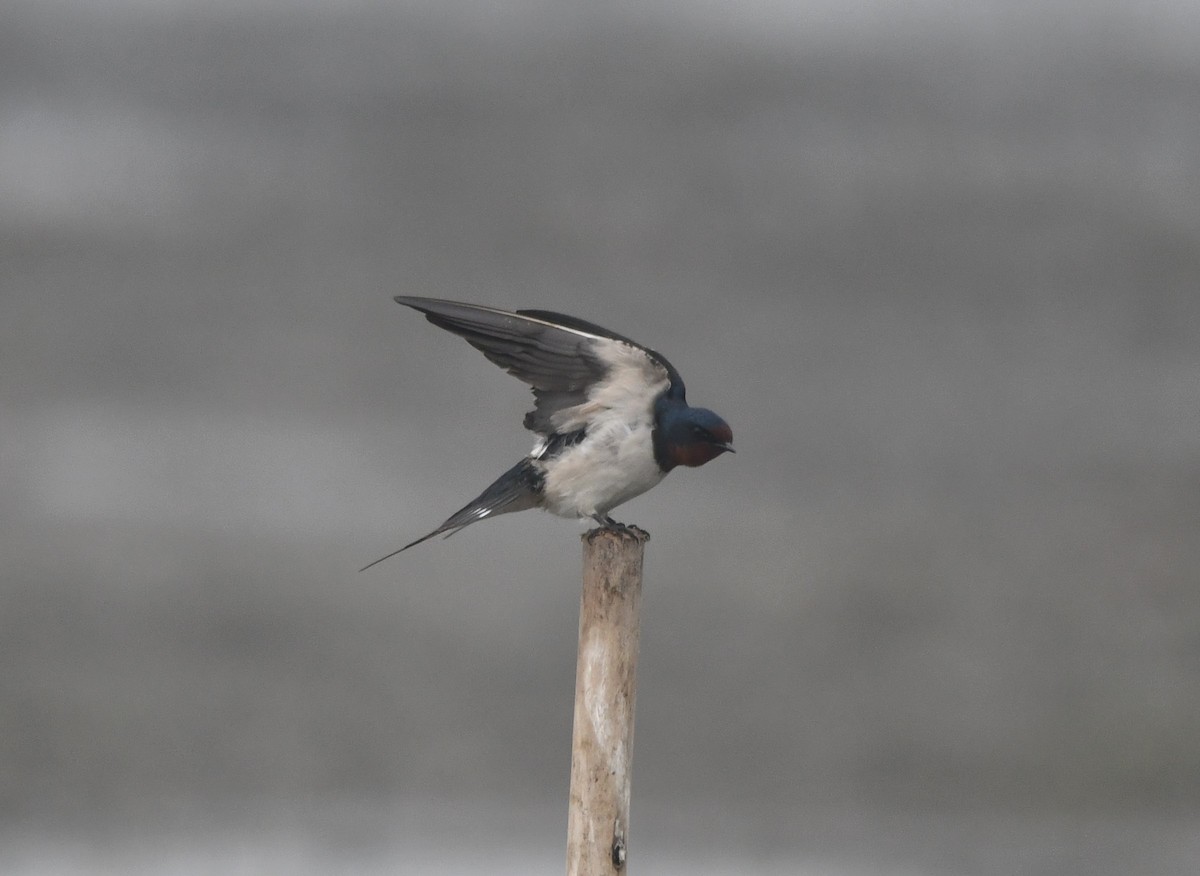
[713,442,735,454]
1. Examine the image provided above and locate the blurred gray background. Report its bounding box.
[2,0,1198,873]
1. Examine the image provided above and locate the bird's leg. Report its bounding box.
[591,514,639,538]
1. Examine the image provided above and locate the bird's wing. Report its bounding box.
[395,296,683,437]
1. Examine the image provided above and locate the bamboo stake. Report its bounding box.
[566,526,648,875]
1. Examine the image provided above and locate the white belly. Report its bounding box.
[538,419,666,519]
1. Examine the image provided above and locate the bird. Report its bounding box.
[360,296,733,570]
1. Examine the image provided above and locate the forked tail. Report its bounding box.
[359,459,542,571]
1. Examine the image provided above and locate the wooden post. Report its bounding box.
[566,526,648,875]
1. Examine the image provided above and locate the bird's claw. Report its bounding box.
[588,516,649,542]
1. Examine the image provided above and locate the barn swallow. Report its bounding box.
[360,296,733,570]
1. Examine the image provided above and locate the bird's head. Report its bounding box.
[655,404,734,470]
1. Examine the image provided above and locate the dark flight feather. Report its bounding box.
[395,296,685,438]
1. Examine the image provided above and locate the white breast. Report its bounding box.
[534,336,672,519]
[538,416,666,518]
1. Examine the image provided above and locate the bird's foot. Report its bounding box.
[586,516,649,543]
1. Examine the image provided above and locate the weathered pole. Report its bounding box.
[566,526,648,875]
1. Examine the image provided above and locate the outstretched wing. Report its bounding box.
[395,296,684,437]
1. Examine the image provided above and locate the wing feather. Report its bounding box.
[395,296,682,437]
